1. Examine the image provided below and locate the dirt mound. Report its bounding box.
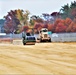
[0,38,13,44]
[13,39,23,45]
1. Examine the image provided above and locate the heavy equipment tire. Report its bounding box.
[48,38,51,42]
[37,38,40,40]
[23,42,26,45]
[40,39,43,42]
[22,38,26,45]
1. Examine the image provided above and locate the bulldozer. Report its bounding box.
[37,28,51,42]
[22,30,36,45]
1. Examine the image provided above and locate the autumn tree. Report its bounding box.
[51,19,67,33]
[55,22,67,33]
[16,9,30,26]
[43,24,48,28]
[4,10,20,33]
[66,22,73,32]
[4,18,14,33]
[22,25,29,32]
[34,23,42,33]
[4,9,30,33]
[65,18,72,26]
[71,8,76,18]
[71,18,76,32]
[51,12,60,22]
[48,24,53,31]
[30,15,43,23]
[52,19,62,32]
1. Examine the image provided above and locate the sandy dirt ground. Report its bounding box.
[0,43,76,75]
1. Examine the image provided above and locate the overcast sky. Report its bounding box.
[0,0,75,19]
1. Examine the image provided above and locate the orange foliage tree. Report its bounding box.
[52,19,66,33]
[65,18,72,26]
[50,18,76,33]
[71,18,76,32]
[33,17,76,33]
[34,23,42,33]
[48,24,53,31]
[22,26,29,32]
[55,22,67,33]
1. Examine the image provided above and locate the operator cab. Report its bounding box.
[40,28,48,33]
[26,33,31,36]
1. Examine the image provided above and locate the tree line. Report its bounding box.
[3,1,76,34]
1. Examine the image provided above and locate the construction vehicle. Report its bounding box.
[37,28,51,42]
[22,31,36,45]
[22,26,36,45]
